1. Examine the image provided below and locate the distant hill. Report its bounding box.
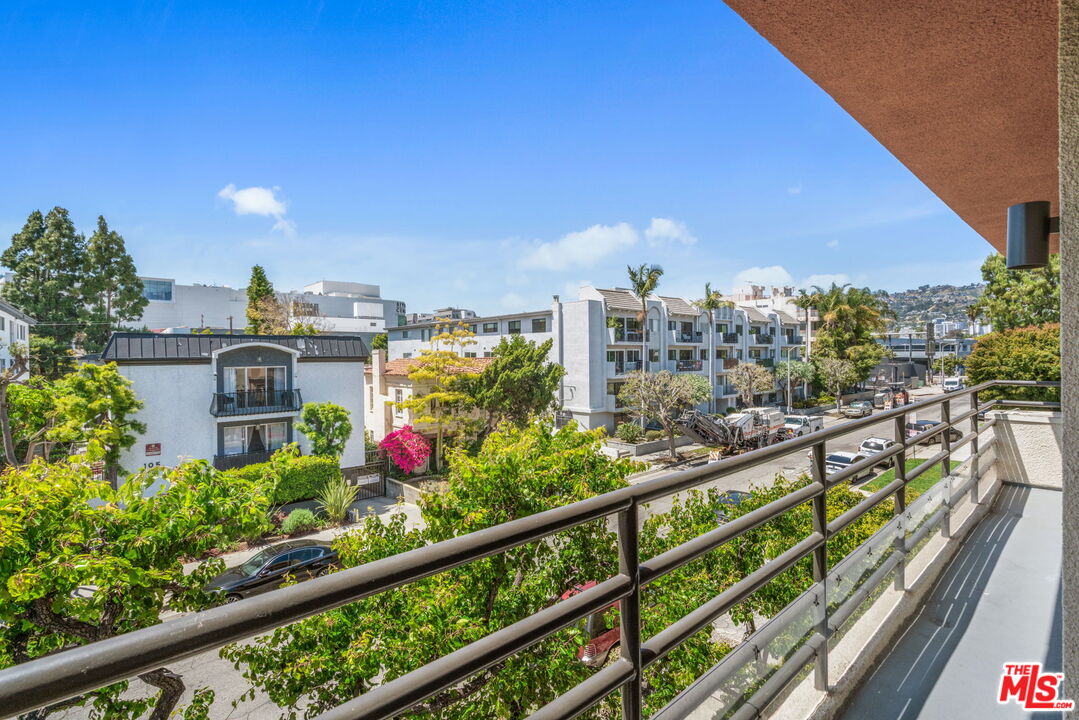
[882,283,984,328]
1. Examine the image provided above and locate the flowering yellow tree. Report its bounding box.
[394,320,479,470]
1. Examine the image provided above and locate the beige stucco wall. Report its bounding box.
[990,411,1063,489]
[1060,0,1078,693]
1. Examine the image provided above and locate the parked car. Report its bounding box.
[858,437,898,468]
[714,490,751,523]
[782,415,824,438]
[841,401,874,418]
[905,420,962,445]
[822,452,875,482]
[943,377,965,392]
[204,539,338,602]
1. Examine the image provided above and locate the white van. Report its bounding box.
[943,377,964,392]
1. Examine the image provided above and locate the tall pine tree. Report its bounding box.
[245,265,275,334]
[84,216,147,351]
[1,208,88,378]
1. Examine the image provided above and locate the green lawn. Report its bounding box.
[862,458,962,499]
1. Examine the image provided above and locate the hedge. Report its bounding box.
[224,455,342,506]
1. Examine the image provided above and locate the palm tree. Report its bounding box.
[627,263,664,372]
[796,282,891,357]
[694,282,735,412]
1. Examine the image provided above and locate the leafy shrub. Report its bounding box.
[273,456,342,505]
[814,394,835,406]
[318,477,359,525]
[615,422,643,443]
[644,429,665,441]
[280,508,319,535]
[965,324,1060,401]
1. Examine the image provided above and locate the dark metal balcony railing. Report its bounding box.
[676,331,703,343]
[210,389,302,417]
[614,361,642,374]
[751,333,773,345]
[0,380,1059,720]
[212,451,275,470]
[721,332,739,344]
[676,359,703,371]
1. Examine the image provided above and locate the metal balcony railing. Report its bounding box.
[721,332,739,344]
[212,451,275,470]
[0,380,1059,720]
[750,333,773,345]
[675,359,703,371]
[210,389,302,417]
[614,361,642,374]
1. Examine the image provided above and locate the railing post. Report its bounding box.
[941,398,952,539]
[970,390,980,504]
[617,501,642,720]
[893,411,908,591]
[809,441,829,691]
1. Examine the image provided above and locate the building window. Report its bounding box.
[402,330,410,339]
[668,321,676,330]
[394,389,404,417]
[483,322,498,333]
[607,351,616,362]
[225,366,287,407]
[531,318,547,333]
[749,349,762,359]
[142,279,173,302]
[667,349,676,361]
[699,350,707,360]
[483,351,493,358]
[508,320,521,334]
[0,317,5,331]
[469,324,478,334]
[397,314,407,326]
[464,351,477,358]
[649,349,659,362]
[716,349,729,359]
[222,421,287,456]
[716,323,727,333]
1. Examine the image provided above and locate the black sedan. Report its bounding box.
[905,420,962,445]
[205,539,337,602]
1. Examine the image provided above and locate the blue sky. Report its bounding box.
[0,1,991,315]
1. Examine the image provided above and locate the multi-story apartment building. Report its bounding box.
[381,285,806,436]
[0,299,34,371]
[136,278,407,342]
[101,332,368,476]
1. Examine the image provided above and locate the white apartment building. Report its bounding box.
[383,285,805,435]
[0,299,34,371]
[137,278,407,341]
[101,333,368,475]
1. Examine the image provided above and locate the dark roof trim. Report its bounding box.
[101,332,369,363]
[0,299,36,326]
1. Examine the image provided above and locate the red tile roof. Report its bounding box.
[381,356,494,377]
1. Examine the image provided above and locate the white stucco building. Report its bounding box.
[136,278,407,341]
[383,285,806,435]
[0,299,34,371]
[102,333,368,474]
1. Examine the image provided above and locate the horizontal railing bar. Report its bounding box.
[0,491,635,718]
[729,633,826,720]
[316,575,633,720]
[948,473,978,504]
[907,421,949,445]
[826,443,904,487]
[640,533,824,668]
[992,380,1061,386]
[905,449,950,482]
[904,506,946,552]
[949,430,978,452]
[827,477,905,535]
[828,551,904,632]
[526,659,635,720]
[951,405,982,425]
[992,400,1062,409]
[640,482,823,586]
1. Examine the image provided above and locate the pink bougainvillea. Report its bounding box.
[379,426,432,474]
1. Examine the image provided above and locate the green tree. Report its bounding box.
[223,422,635,718]
[464,335,565,433]
[775,359,815,406]
[728,361,774,407]
[796,283,892,380]
[969,252,1060,330]
[627,263,664,372]
[296,401,353,457]
[0,460,271,720]
[964,324,1060,401]
[814,356,860,407]
[83,216,147,351]
[1,208,88,377]
[48,363,146,478]
[245,265,275,334]
[694,282,735,407]
[370,332,388,350]
[618,370,710,459]
[395,320,479,470]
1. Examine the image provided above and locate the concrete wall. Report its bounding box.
[117,364,216,472]
[1059,0,1078,691]
[991,411,1063,489]
[295,360,367,467]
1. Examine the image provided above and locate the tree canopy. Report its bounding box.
[964,324,1060,401]
[464,335,564,433]
[796,283,892,382]
[296,401,353,457]
[814,356,860,406]
[728,361,774,408]
[83,216,147,351]
[969,252,1060,331]
[618,370,710,458]
[245,265,275,334]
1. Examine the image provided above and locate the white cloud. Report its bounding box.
[519,222,638,271]
[732,265,795,293]
[802,273,851,289]
[500,292,530,310]
[644,217,697,247]
[218,184,295,236]
[826,239,839,249]
[787,184,802,195]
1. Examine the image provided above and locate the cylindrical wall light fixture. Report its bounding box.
[1006,201,1056,269]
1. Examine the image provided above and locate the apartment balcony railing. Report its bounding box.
[209,389,303,417]
[612,360,642,375]
[608,327,646,344]
[758,357,775,368]
[0,380,1058,720]
[716,384,737,396]
[720,332,739,344]
[785,334,804,345]
[211,450,275,470]
[722,357,738,369]
[750,333,774,345]
[674,359,703,372]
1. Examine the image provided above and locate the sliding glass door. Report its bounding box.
[222,422,288,457]
[225,366,286,409]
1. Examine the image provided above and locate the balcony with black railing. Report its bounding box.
[210,389,303,417]
[212,450,275,470]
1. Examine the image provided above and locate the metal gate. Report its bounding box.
[341,454,387,501]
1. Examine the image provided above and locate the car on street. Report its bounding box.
[714,490,752,523]
[840,401,874,418]
[872,390,892,408]
[782,415,824,438]
[905,420,962,445]
[204,539,338,602]
[822,452,875,482]
[858,437,898,468]
[943,377,965,392]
